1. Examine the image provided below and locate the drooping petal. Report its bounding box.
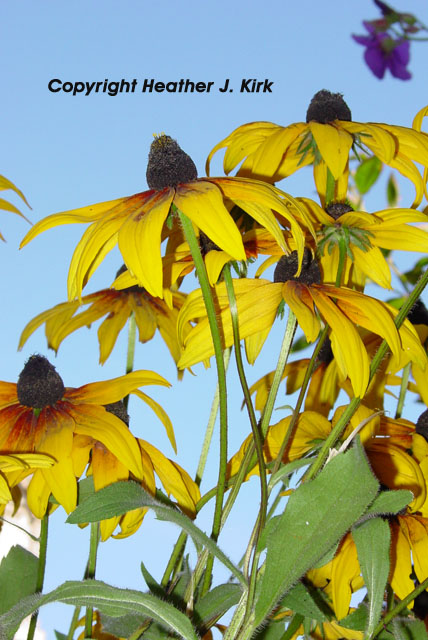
[174,181,246,261]
[27,470,52,519]
[0,382,18,408]
[69,403,143,480]
[19,196,127,249]
[97,301,130,364]
[133,389,176,453]
[118,189,174,298]
[67,370,170,404]
[309,123,353,180]
[282,282,320,343]
[139,440,200,517]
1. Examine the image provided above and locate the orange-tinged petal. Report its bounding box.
[367,441,426,512]
[118,189,174,298]
[67,370,170,404]
[309,122,353,180]
[70,404,143,479]
[174,181,246,261]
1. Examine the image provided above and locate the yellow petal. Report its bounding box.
[139,440,200,517]
[282,282,320,343]
[133,389,176,453]
[68,369,170,404]
[27,470,51,519]
[309,123,353,180]
[174,181,246,261]
[97,302,130,364]
[118,189,173,298]
[0,475,12,504]
[70,404,143,479]
[20,196,126,249]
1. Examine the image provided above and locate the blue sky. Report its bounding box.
[2,1,428,636]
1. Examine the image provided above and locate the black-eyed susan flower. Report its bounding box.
[18,265,186,370]
[206,89,428,206]
[74,402,200,540]
[178,251,427,397]
[0,355,171,518]
[20,135,312,300]
[0,173,31,241]
[297,199,428,289]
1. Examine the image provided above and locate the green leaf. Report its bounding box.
[140,561,164,598]
[193,584,242,631]
[386,172,399,207]
[99,612,146,636]
[279,582,330,622]
[54,633,68,640]
[67,481,246,587]
[354,156,382,194]
[0,546,38,615]
[352,518,390,638]
[364,489,413,518]
[253,620,287,640]
[340,603,368,631]
[0,579,198,640]
[390,618,428,640]
[253,441,379,627]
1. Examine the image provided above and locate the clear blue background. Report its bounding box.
[2,1,428,636]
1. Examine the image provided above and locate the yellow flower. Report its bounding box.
[178,254,426,397]
[206,89,428,206]
[0,174,31,241]
[20,135,311,300]
[0,355,171,518]
[297,199,428,289]
[19,265,186,370]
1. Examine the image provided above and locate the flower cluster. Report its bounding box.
[4,88,428,638]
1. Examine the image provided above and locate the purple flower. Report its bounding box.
[353,21,411,80]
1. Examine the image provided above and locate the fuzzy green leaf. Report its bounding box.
[352,517,390,638]
[364,489,413,518]
[0,546,38,616]
[253,441,379,627]
[0,580,198,640]
[67,481,246,586]
[279,582,330,622]
[193,584,242,630]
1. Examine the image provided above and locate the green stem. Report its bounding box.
[370,575,428,639]
[27,513,49,640]
[160,350,231,591]
[395,362,410,419]
[259,310,297,439]
[123,312,137,411]
[223,265,267,617]
[66,606,81,640]
[176,208,228,592]
[84,522,100,638]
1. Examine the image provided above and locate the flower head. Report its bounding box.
[353,21,411,80]
[206,90,428,206]
[20,135,311,300]
[19,265,186,371]
[0,355,171,517]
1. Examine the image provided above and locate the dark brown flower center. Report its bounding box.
[274,249,321,286]
[416,409,428,442]
[407,299,428,326]
[104,400,130,426]
[115,264,145,294]
[325,202,354,221]
[17,355,65,408]
[146,135,198,190]
[306,90,352,124]
[316,336,334,365]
